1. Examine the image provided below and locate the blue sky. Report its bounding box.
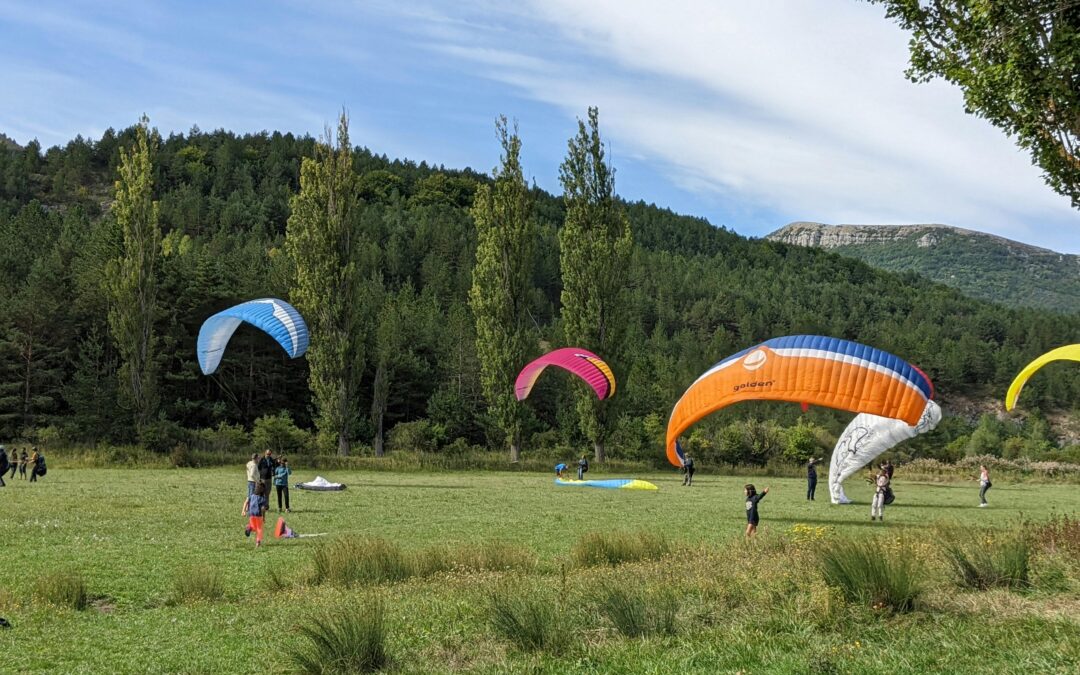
[2,0,1077,252]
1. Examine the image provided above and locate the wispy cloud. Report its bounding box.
[385,0,1078,250]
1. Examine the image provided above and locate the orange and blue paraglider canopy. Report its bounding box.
[515,348,616,401]
[666,335,934,466]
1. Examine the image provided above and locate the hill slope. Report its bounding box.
[767,222,1080,314]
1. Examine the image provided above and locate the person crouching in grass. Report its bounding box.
[243,482,269,548]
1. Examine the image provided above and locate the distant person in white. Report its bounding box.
[978,465,992,507]
[870,470,889,521]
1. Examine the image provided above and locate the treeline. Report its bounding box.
[1,115,1078,465]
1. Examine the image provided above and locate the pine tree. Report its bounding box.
[469,117,537,462]
[106,117,161,431]
[558,108,634,462]
[286,113,366,455]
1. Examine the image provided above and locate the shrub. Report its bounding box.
[139,419,190,454]
[170,565,224,603]
[312,537,412,586]
[488,586,568,652]
[169,443,197,468]
[289,597,390,673]
[33,569,88,610]
[571,531,670,568]
[595,582,678,638]
[943,533,1032,591]
[253,412,309,455]
[819,538,922,612]
[387,419,443,454]
[196,422,251,454]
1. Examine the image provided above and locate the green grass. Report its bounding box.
[0,467,1078,672]
[289,596,390,674]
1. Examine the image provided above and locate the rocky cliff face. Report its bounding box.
[767,222,1055,255]
[764,222,1080,313]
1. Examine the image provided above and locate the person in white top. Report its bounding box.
[245,453,259,498]
[978,465,991,507]
[870,471,890,521]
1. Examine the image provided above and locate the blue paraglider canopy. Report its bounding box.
[197,298,309,375]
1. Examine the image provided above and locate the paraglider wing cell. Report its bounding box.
[197,298,310,375]
[827,399,941,504]
[514,347,615,401]
[1005,344,1080,411]
[665,335,934,467]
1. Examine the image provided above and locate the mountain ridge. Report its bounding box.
[767,222,1080,313]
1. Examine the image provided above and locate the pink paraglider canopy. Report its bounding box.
[515,348,616,401]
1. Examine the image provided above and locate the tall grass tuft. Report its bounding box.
[170,564,225,604]
[33,569,88,610]
[943,534,1032,591]
[819,538,922,612]
[412,541,536,577]
[595,582,679,638]
[289,597,390,674]
[1032,514,1080,556]
[312,537,412,586]
[571,531,670,568]
[488,586,568,652]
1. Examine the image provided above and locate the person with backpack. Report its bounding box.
[870,470,890,521]
[5,447,16,480]
[273,458,292,513]
[682,454,696,486]
[577,455,589,480]
[242,482,269,548]
[744,484,770,537]
[0,446,8,487]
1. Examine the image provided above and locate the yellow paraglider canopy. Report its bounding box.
[1004,344,1080,411]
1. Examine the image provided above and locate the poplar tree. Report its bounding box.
[106,117,160,431]
[559,107,633,462]
[286,113,365,455]
[469,117,536,462]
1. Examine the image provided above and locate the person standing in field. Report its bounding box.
[243,482,268,548]
[682,454,696,486]
[273,458,292,512]
[806,457,823,501]
[870,470,890,521]
[257,449,276,498]
[577,455,589,480]
[978,465,992,507]
[245,453,259,498]
[744,484,769,537]
[0,446,8,487]
[18,449,28,480]
[6,447,16,480]
[27,448,39,483]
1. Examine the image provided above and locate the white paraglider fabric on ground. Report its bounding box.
[828,400,941,504]
[294,475,346,491]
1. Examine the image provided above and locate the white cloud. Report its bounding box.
[395,0,1079,250]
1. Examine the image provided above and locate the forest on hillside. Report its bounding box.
[1,121,1078,466]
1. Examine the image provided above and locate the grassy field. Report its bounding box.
[1,466,1078,673]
